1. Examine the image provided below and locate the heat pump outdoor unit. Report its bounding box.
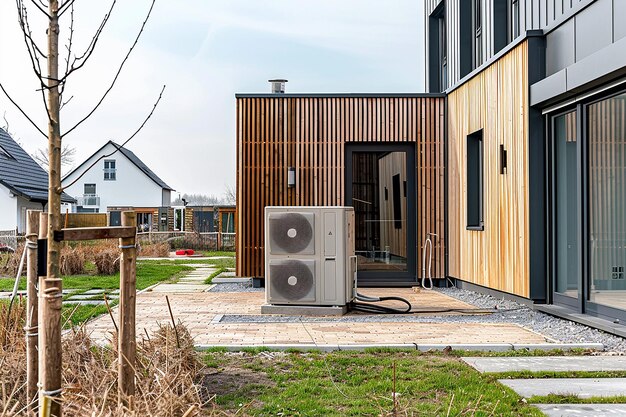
[264,206,356,308]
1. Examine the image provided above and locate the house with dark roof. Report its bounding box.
[0,127,75,233]
[62,140,175,231]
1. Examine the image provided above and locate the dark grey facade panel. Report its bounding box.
[530,69,567,106]
[567,36,626,90]
[574,0,612,62]
[614,0,626,41]
[530,36,626,105]
[546,19,575,76]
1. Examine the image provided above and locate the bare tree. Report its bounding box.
[0,0,163,413]
[32,143,75,170]
[223,184,236,205]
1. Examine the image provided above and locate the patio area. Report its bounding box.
[87,278,558,349]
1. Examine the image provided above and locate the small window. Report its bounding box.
[510,0,520,40]
[84,184,96,195]
[104,159,116,180]
[473,0,483,69]
[466,130,484,230]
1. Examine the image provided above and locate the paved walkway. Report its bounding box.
[86,263,553,348]
[464,355,626,416]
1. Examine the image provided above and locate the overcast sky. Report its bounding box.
[0,1,424,199]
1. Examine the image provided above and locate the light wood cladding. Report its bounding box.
[447,41,530,297]
[236,95,446,280]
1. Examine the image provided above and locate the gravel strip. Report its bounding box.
[214,285,626,352]
[208,282,264,293]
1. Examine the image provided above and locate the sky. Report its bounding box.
[0,0,425,200]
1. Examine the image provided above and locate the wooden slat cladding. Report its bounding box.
[236,95,446,280]
[447,41,530,297]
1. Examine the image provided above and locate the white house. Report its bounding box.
[0,127,75,233]
[62,140,174,229]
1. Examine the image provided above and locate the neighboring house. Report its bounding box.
[236,1,626,327]
[0,127,75,233]
[62,140,174,231]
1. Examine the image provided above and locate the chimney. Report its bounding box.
[269,79,288,94]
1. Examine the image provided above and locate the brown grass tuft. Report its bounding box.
[93,250,120,275]
[138,242,170,258]
[60,246,86,276]
[0,300,241,416]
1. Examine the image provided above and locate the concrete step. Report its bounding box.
[535,404,626,416]
[463,356,626,373]
[500,378,626,399]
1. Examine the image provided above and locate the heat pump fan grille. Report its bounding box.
[269,212,314,254]
[269,260,315,301]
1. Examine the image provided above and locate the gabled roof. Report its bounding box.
[0,127,75,203]
[63,140,174,191]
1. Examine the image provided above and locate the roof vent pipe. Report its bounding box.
[269,79,288,94]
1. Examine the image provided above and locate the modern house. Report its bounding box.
[236,0,626,327]
[0,127,75,233]
[62,140,174,230]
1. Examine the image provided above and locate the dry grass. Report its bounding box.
[0,244,24,277]
[0,300,238,416]
[137,242,170,258]
[59,247,86,276]
[94,250,120,275]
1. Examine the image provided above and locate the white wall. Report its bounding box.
[0,183,17,232]
[16,197,44,233]
[62,143,166,212]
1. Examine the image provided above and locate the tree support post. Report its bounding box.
[25,210,40,413]
[118,211,137,407]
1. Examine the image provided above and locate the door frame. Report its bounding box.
[345,142,417,286]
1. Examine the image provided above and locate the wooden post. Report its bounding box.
[25,211,40,413]
[38,213,62,417]
[118,211,137,406]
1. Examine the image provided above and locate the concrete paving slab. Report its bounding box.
[149,284,209,293]
[464,356,626,373]
[535,404,626,416]
[65,300,105,306]
[500,378,626,398]
[217,271,237,277]
[68,294,117,301]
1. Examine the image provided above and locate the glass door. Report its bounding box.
[345,144,416,285]
[551,109,580,307]
[586,92,626,315]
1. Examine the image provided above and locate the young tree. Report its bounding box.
[0,1,163,414]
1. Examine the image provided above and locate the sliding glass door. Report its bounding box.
[550,90,626,321]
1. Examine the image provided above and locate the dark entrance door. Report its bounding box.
[345,143,417,286]
[193,210,214,232]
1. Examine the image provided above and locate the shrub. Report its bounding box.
[60,246,85,276]
[138,242,170,258]
[0,244,24,277]
[93,250,120,275]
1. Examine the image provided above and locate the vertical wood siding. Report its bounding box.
[447,41,530,297]
[236,96,446,280]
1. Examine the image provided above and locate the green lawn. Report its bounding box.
[0,260,193,292]
[201,350,544,416]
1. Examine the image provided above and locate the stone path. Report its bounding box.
[150,264,216,293]
[463,355,626,416]
[462,356,626,373]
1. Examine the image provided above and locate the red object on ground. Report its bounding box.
[185,249,195,255]
[175,249,186,256]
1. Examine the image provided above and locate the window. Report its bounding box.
[466,130,483,230]
[137,212,153,232]
[84,184,96,195]
[428,2,447,92]
[104,159,116,180]
[459,0,472,77]
[493,0,508,53]
[510,0,520,41]
[472,0,483,69]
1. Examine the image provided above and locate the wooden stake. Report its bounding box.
[38,275,62,417]
[25,210,40,413]
[165,295,180,348]
[118,211,137,407]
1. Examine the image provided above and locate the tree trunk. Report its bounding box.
[43,1,63,416]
